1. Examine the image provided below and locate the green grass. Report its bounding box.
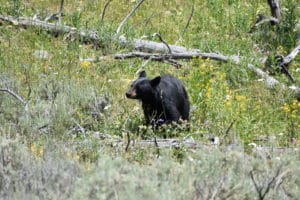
[0,0,299,198]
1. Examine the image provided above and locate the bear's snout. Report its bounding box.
[125,92,131,98]
[126,90,137,99]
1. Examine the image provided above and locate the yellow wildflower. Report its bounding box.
[81,61,91,68]
[235,95,247,102]
[283,104,290,113]
[30,143,44,158]
[291,114,297,119]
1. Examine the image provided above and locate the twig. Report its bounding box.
[224,120,236,136]
[180,3,195,38]
[115,0,146,35]
[250,165,284,200]
[73,119,85,134]
[261,166,281,200]
[153,33,172,53]
[58,0,64,24]
[274,169,291,190]
[0,88,27,106]
[44,0,64,23]
[154,137,160,157]
[250,17,279,32]
[23,65,31,100]
[220,119,236,145]
[100,0,113,26]
[142,12,162,27]
[280,44,300,68]
[250,170,264,200]
[163,59,182,68]
[125,131,130,152]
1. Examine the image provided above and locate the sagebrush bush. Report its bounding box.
[0,138,79,200]
[72,146,300,200]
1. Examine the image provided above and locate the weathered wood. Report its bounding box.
[251,16,279,30]
[280,44,300,68]
[0,88,30,111]
[115,0,146,35]
[111,138,202,149]
[0,14,100,42]
[114,51,230,62]
[118,35,190,53]
[267,0,281,22]
[109,138,300,158]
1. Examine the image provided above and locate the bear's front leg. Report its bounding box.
[163,104,181,124]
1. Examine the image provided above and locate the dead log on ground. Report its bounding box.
[114,51,231,62]
[108,137,300,158]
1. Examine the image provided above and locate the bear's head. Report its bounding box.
[125,71,161,100]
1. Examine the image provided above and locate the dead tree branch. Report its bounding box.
[267,0,281,22]
[100,0,113,25]
[115,0,146,35]
[249,15,279,32]
[153,33,172,53]
[0,88,29,111]
[116,138,201,149]
[181,4,195,38]
[44,0,64,23]
[280,44,300,68]
[23,65,32,100]
[125,131,130,152]
[249,165,293,200]
[114,51,230,62]
[58,0,64,24]
[250,0,281,32]
[0,88,26,105]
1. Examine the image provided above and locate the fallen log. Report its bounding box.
[0,14,100,42]
[114,51,230,62]
[107,137,300,159]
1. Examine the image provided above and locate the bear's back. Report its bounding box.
[158,74,189,120]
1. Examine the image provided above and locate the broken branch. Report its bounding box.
[181,4,195,38]
[114,51,230,62]
[0,88,29,110]
[280,44,300,68]
[100,0,113,25]
[153,33,172,53]
[115,0,146,35]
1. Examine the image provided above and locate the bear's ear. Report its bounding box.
[150,76,161,87]
[139,71,147,78]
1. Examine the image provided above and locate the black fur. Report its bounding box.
[126,71,190,126]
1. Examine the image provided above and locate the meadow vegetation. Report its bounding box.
[0,0,299,199]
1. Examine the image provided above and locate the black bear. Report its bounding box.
[126,71,190,126]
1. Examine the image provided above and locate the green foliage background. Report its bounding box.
[0,0,299,199]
